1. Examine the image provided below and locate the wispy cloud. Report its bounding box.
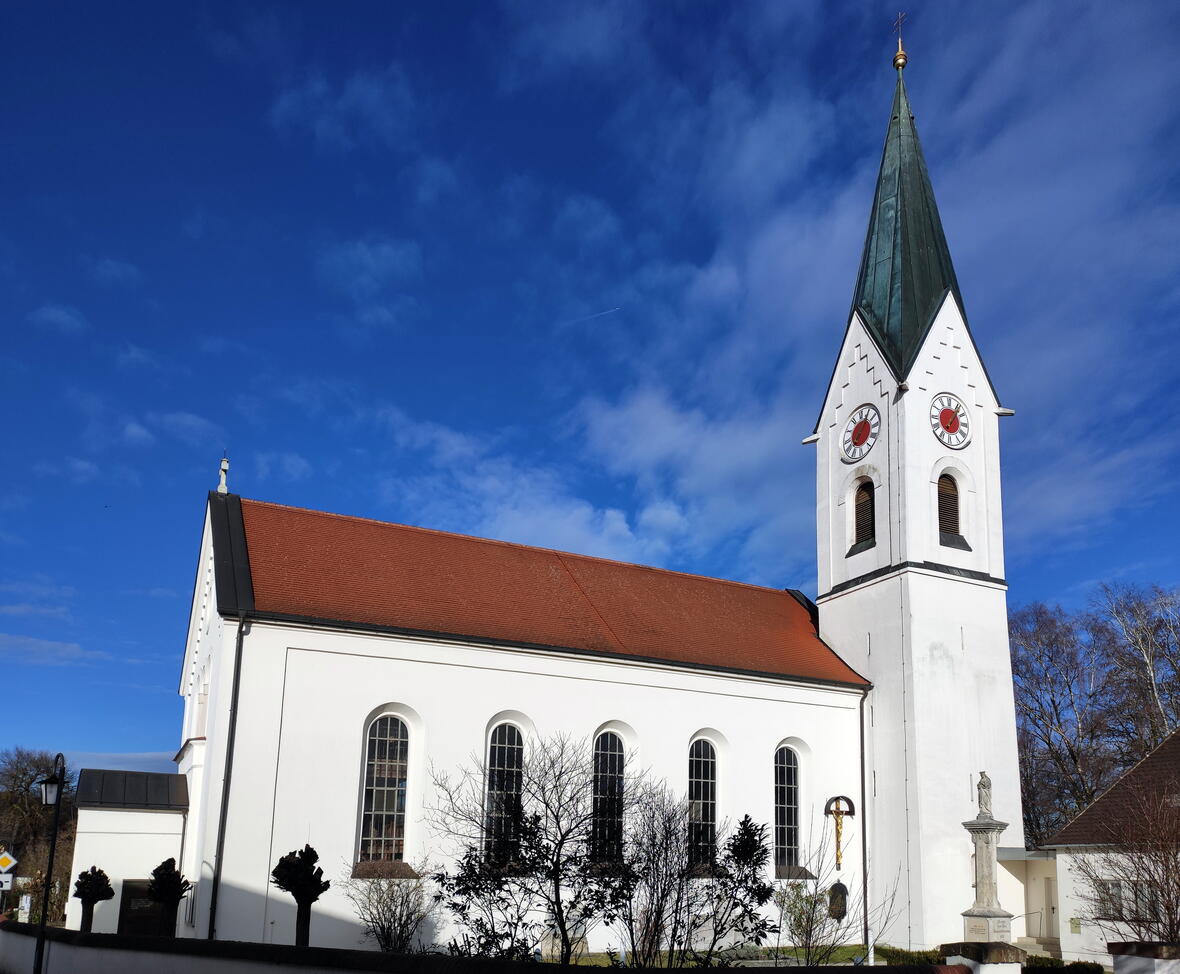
[255,451,313,482]
[0,632,108,666]
[315,235,421,332]
[83,256,142,287]
[271,64,415,152]
[28,304,89,335]
[116,344,162,370]
[146,410,223,446]
[33,457,100,483]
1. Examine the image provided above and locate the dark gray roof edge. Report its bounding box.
[208,491,255,616]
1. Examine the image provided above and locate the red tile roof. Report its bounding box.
[1046,726,1180,846]
[237,498,867,687]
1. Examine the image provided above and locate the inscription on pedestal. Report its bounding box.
[964,915,1012,943]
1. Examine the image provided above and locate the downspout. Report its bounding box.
[207,610,248,940]
[859,687,871,957]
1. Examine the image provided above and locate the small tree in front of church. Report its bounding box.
[272,844,331,947]
[772,819,900,967]
[429,733,641,964]
[72,866,114,933]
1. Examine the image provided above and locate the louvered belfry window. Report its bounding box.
[854,481,875,546]
[938,474,959,536]
[359,715,409,861]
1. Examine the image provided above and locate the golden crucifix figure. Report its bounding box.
[824,795,857,871]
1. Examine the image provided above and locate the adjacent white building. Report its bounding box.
[69,49,1037,954]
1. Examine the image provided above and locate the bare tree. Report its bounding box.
[613,787,775,968]
[1010,603,1120,845]
[773,822,898,967]
[1095,584,1180,760]
[429,733,639,964]
[339,859,438,952]
[0,748,76,859]
[1069,775,1180,943]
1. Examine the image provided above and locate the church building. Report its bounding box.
[68,45,1033,953]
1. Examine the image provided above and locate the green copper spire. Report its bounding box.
[852,54,964,377]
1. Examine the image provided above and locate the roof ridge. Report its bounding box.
[1046,724,1180,845]
[237,496,806,603]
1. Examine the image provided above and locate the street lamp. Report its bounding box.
[32,753,65,974]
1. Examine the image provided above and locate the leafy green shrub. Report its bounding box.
[1024,957,1065,968]
[1063,963,1104,974]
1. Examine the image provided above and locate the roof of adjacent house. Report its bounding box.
[206,492,868,688]
[76,769,189,811]
[1045,726,1180,847]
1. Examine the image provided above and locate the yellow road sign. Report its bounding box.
[0,850,17,873]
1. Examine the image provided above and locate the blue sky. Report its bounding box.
[3,2,1178,772]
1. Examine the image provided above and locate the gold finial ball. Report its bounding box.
[893,41,908,70]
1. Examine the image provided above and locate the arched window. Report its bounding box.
[938,474,959,535]
[688,739,717,868]
[591,732,625,864]
[485,723,524,864]
[774,746,799,877]
[850,480,875,552]
[359,715,409,861]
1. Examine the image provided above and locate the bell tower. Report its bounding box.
[807,42,1024,949]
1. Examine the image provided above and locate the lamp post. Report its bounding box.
[32,753,65,974]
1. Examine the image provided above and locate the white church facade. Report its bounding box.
[68,48,1051,955]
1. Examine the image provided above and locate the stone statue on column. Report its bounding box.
[961,770,1013,943]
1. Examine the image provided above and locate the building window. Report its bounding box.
[1096,879,1124,920]
[774,746,799,877]
[485,723,525,864]
[688,739,717,868]
[848,481,875,555]
[359,715,409,862]
[1128,883,1160,922]
[938,474,971,549]
[591,732,625,864]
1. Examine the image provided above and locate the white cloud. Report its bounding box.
[83,256,142,287]
[146,411,223,446]
[316,237,421,302]
[33,457,100,483]
[271,65,415,152]
[0,632,108,666]
[255,451,313,482]
[116,344,161,369]
[28,304,89,335]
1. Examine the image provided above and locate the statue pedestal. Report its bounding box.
[962,914,1013,943]
[941,941,1028,974]
[961,815,1013,944]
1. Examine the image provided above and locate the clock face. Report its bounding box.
[841,404,880,462]
[930,393,971,449]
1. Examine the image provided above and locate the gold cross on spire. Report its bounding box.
[893,11,909,71]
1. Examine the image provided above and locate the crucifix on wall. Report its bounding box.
[824,795,856,871]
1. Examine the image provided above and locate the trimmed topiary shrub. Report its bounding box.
[147,858,191,936]
[271,844,330,947]
[72,867,114,933]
